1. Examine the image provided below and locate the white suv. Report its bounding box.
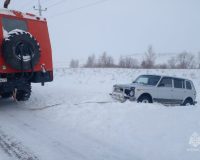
[110,75,197,105]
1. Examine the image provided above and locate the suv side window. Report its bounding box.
[158,77,172,88]
[2,17,28,32]
[186,81,192,90]
[174,78,184,89]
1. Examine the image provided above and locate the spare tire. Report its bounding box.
[2,30,40,71]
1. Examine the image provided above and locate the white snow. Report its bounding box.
[0,68,200,160]
[0,8,15,16]
[4,29,27,41]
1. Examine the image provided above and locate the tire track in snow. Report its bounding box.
[74,101,115,106]
[0,129,39,160]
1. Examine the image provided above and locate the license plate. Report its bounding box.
[111,92,127,102]
[111,92,124,99]
[0,78,7,83]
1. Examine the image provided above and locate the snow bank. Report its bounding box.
[0,68,200,160]
[31,68,200,160]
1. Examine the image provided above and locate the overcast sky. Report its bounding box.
[2,0,200,62]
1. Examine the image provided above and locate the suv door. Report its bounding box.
[171,78,185,104]
[156,77,173,103]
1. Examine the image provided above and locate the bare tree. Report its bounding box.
[176,52,195,69]
[119,56,139,68]
[98,52,115,68]
[98,52,107,67]
[70,59,79,68]
[167,57,177,69]
[82,50,198,69]
[156,64,168,69]
[84,54,96,68]
[141,45,156,68]
[118,56,126,68]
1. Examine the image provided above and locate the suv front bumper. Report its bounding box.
[110,91,136,102]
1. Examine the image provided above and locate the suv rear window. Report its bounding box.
[174,78,185,89]
[2,17,28,32]
[158,77,172,88]
[186,81,192,90]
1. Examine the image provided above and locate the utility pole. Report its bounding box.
[33,0,47,16]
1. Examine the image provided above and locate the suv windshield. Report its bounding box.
[133,75,161,86]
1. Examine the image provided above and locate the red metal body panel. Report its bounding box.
[0,10,53,73]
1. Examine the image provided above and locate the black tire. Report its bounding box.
[182,98,194,106]
[16,83,31,101]
[138,95,152,103]
[1,92,12,99]
[2,30,40,71]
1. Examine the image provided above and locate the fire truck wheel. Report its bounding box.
[1,92,12,99]
[16,83,32,101]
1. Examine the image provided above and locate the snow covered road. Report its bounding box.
[0,68,200,160]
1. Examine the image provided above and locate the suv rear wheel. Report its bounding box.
[182,98,194,106]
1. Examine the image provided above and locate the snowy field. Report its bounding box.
[0,68,200,160]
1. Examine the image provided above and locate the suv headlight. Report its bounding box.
[129,90,134,97]
[125,88,135,97]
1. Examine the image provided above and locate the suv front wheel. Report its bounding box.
[182,98,194,106]
[138,95,152,103]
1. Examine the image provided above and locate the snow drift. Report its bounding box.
[0,68,199,160]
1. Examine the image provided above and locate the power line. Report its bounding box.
[48,0,111,19]
[44,0,56,6]
[18,0,34,9]
[26,0,65,15]
[47,0,69,9]
[33,0,47,16]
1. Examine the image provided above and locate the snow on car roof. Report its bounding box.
[0,8,46,21]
